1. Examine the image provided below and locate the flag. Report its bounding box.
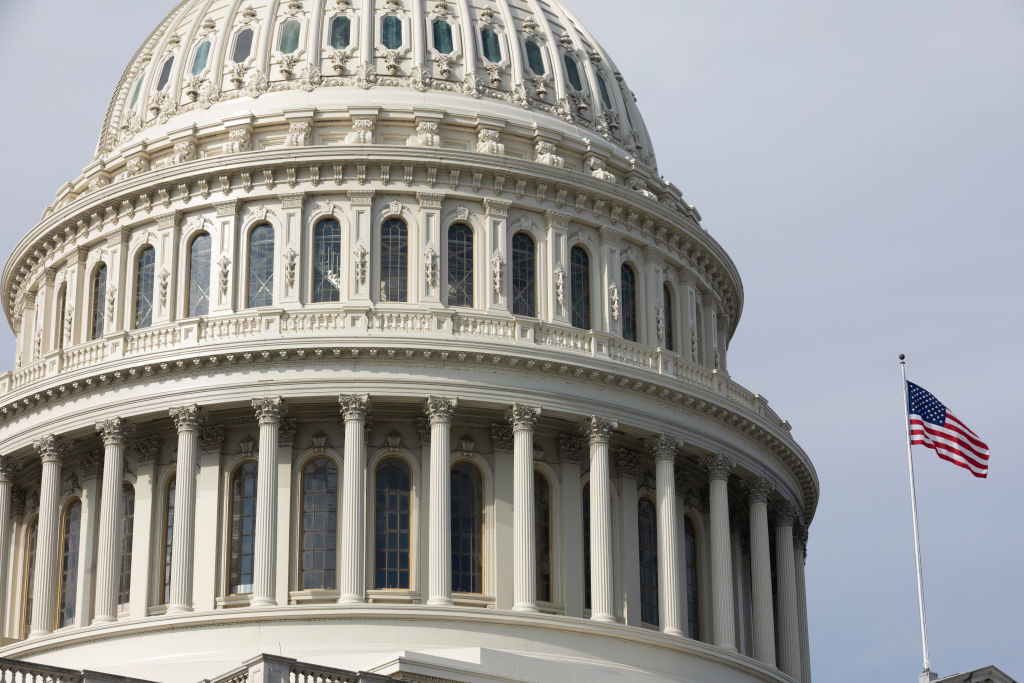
[907,381,990,478]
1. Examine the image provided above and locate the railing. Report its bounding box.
[203,655,395,683]
[0,657,156,683]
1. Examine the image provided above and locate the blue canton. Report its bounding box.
[908,381,947,425]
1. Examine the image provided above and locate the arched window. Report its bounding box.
[447,223,474,308]
[232,29,254,63]
[280,20,301,54]
[313,219,342,303]
[90,264,107,340]
[535,471,551,603]
[563,54,582,91]
[156,56,174,91]
[229,461,258,595]
[374,458,411,589]
[582,482,591,610]
[191,40,211,75]
[247,224,274,308]
[663,284,675,352]
[382,15,403,49]
[433,20,453,54]
[638,497,658,626]
[55,286,67,350]
[129,75,144,108]
[188,233,212,317]
[21,516,38,639]
[118,484,135,610]
[570,246,591,330]
[57,499,82,628]
[621,264,638,342]
[525,40,545,76]
[330,16,351,50]
[451,461,482,594]
[685,516,700,639]
[162,477,175,604]
[380,218,408,303]
[134,247,156,330]
[596,73,613,109]
[480,28,501,62]
[511,232,536,317]
[301,458,338,590]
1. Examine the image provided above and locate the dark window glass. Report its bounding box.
[156,57,174,91]
[621,264,638,342]
[663,284,675,352]
[188,233,212,317]
[535,471,551,602]
[118,484,135,609]
[55,287,67,350]
[301,458,338,590]
[596,73,613,109]
[233,29,254,63]
[451,462,482,594]
[582,483,591,610]
[511,232,536,317]
[525,40,545,76]
[433,19,453,54]
[570,246,591,330]
[685,516,700,639]
[191,41,211,75]
[374,458,411,589]
[247,224,274,308]
[313,219,342,303]
[58,500,82,628]
[280,20,301,54]
[380,219,408,303]
[91,264,107,340]
[382,15,403,49]
[135,247,155,330]
[563,54,582,91]
[638,498,659,626]
[695,303,705,365]
[129,76,144,108]
[481,28,501,63]
[447,223,474,308]
[22,517,37,639]
[163,478,175,604]
[229,461,258,595]
[330,16,351,50]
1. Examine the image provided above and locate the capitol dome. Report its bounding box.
[0,1,817,682]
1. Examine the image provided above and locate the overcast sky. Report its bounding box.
[0,1,1021,680]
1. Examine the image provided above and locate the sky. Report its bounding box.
[0,1,1021,680]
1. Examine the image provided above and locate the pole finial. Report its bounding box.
[899,354,906,362]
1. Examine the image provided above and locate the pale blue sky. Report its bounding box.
[1,1,1021,680]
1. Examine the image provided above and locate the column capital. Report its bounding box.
[557,434,585,465]
[703,453,734,482]
[339,394,370,422]
[199,424,225,452]
[745,476,774,504]
[581,416,617,445]
[425,396,458,425]
[771,500,798,526]
[80,450,104,480]
[490,422,513,450]
[0,455,16,482]
[614,448,640,479]
[169,404,204,432]
[279,417,298,447]
[96,418,135,447]
[252,397,287,426]
[794,523,809,556]
[33,434,68,464]
[507,404,541,431]
[647,434,678,462]
[132,437,161,464]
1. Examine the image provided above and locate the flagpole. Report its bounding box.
[900,354,933,681]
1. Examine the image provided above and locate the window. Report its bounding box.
[162,477,175,604]
[379,218,408,303]
[156,56,174,91]
[582,483,591,610]
[563,54,582,91]
[233,29,254,63]
[596,73,613,109]
[90,264,107,340]
[229,461,258,595]
[313,219,342,303]
[638,497,658,626]
[191,41,211,75]
[55,286,67,350]
[118,484,135,610]
[432,20,453,54]
[621,264,638,342]
[188,233,212,317]
[535,471,551,603]
[481,28,501,63]
[280,20,301,54]
[57,500,82,628]
[570,246,591,330]
[247,224,274,308]
[374,458,411,590]
[695,300,705,364]
[301,458,338,590]
[135,247,156,329]
[382,15,402,49]
[451,462,482,594]
[525,40,545,76]
[21,516,37,639]
[447,223,474,308]
[511,232,536,317]
[129,75,144,108]
[330,16,351,50]
[685,516,699,639]
[663,284,675,352]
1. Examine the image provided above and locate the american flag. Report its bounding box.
[907,381,990,478]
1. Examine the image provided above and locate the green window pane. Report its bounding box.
[129,76,143,108]
[280,20,300,54]
[525,40,545,76]
[563,54,582,91]
[191,41,210,76]
[481,28,501,63]
[382,15,402,49]
[330,16,351,49]
[432,19,453,54]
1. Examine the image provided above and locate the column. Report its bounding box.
[651,435,683,636]
[0,456,13,631]
[339,394,370,605]
[128,438,160,619]
[509,404,541,612]
[252,398,286,607]
[30,435,66,636]
[168,405,202,614]
[704,454,736,650]
[74,453,102,629]
[491,424,514,610]
[275,420,297,606]
[425,396,457,606]
[794,525,812,683]
[746,476,776,666]
[583,416,617,623]
[774,501,802,680]
[558,436,585,618]
[616,450,640,626]
[93,418,134,623]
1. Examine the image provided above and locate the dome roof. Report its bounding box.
[98,0,657,168]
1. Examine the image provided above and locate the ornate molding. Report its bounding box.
[279,417,298,447]
[507,403,541,431]
[557,434,585,465]
[96,417,135,447]
[133,436,161,464]
[169,404,204,432]
[252,397,287,426]
[489,422,513,450]
[33,434,68,464]
[79,450,104,480]
[745,476,774,504]
[771,500,797,526]
[199,423,225,452]
[0,455,15,482]
[703,453,734,482]
[647,434,677,462]
[424,395,457,424]
[581,416,616,445]
[614,448,639,478]
[339,393,370,422]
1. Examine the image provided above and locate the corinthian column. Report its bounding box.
[0,456,14,632]
[31,435,67,636]
[425,396,457,606]
[509,404,541,613]
[168,405,202,614]
[745,476,776,666]
[93,418,134,623]
[583,416,617,623]
[704,454,736,650]
[794,525,812,683]
[650,435,683,636]
[251,397,286,607]
[774,501,802,680]
[339,394,370,605]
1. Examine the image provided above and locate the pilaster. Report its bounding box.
[417,193,444,305]
[484,199,511,313]
[128,437,160,619]
[558,435,585,618]
[347,190,375,304]
[278,194,304,305]
[211,201,238,314]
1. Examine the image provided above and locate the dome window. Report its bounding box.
[232,28,255,63]
[382,15,403,49]
[432,19,454,55]
[525,39,545,76]
[330,15,351,50]
[129,75,144,108]
[596,73,613,109]
[279,20,301,54]
[563,54,582,91]
[480,28,501,63]
[191,40,211,76]
[156,56,174,91]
